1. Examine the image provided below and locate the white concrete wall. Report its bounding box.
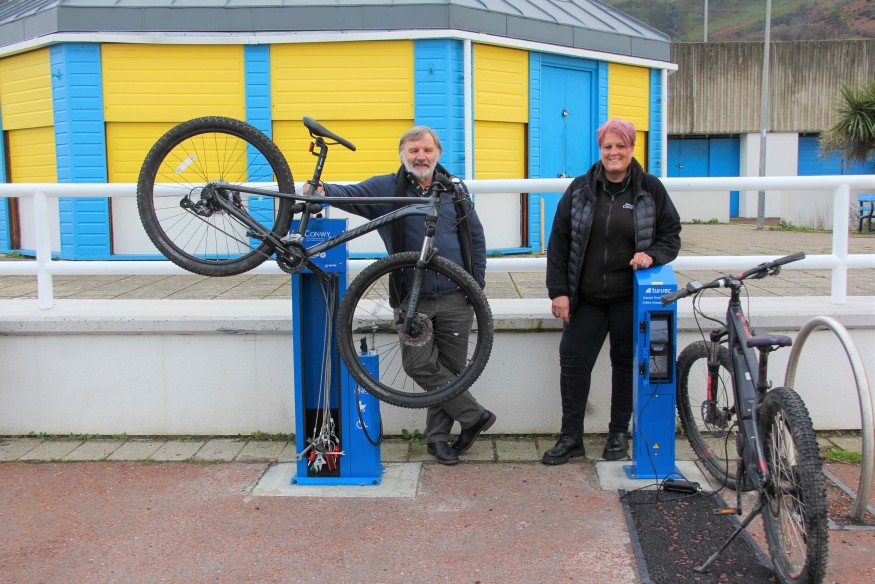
[1,297,871,436]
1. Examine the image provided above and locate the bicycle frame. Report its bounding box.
[200,128,448,281]
[721,283,774,491]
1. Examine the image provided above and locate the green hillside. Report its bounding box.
[600,0,875,42]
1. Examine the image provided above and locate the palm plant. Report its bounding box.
[819,78,875,166]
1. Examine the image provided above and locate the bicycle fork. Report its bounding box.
[399,205,440,337]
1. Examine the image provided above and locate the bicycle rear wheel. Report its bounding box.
[336,252,493,409]
[137,116,295,277]
[676,341,739,489]
[760,387,829,584]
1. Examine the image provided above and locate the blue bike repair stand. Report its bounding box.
[289,218,383,486]
[624,265,680,480]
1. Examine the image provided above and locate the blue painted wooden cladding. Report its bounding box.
[528,53,602,250]
[0,103,7,252]
[668,137,740,216]
[244,45,275,242]
[648,69,662,176]
[51,43,111,259]
[798,135,875,175]
[414,39,465,177]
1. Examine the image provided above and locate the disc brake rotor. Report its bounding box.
[396,313,433,347]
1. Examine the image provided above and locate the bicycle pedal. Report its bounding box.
[663,479,701,494]
[713,508,740,515]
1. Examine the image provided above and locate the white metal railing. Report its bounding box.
[1,176,874,308]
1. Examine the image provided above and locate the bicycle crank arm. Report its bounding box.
[694,497,765,574]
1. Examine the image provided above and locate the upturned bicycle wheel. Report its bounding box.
[676,341,740,489]
[760,387,829,584]
[336,252,493,409]
[137,116,295,277]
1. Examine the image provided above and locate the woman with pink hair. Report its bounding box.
[543,118,681,464]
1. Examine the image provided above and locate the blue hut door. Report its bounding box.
[540,65,592,247]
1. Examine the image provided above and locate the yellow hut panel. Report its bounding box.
[608,63,650,129]
[474,121,525,179]
[101,44,246,122]
[271,41,414,122]
[474,44,528,123]
[8,126,57,182]
[0,49,53,131]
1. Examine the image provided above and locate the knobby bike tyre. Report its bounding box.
[676,341,740,489]
[759,387,829,584]
[336,252,493,409]
[137,116,295,277]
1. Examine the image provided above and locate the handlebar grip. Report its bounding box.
[774,251,806,266]
[433,173,453,189]
[661,288,688,305]
[740,251,806,279]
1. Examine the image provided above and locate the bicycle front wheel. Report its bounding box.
[760,387,829,584]
[676,341,739,489]
[137,116,295,277]
[336,252,494,409]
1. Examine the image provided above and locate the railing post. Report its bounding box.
[831,183,850,304]
[33,190,54,309]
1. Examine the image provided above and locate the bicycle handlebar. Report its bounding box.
[660,251,806,305]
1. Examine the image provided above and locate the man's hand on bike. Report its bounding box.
[302,180,325,196]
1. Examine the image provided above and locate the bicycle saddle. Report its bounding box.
[746,329,792,348]
[302,116,356,151]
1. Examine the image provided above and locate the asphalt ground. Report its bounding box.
[0,433,872,583]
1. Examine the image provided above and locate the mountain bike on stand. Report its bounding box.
[136,116,493,410]
[661,252,828,584]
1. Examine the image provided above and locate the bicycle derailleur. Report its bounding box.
[180,181,240,217]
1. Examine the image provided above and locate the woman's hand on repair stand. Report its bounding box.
[552,296,571,323]
[630,252,652,271]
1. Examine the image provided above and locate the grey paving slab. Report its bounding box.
[460,438,496,461]
[194,438,247,461]
[150,440,206,461]
[277,441,299,462]
[407,442,430,462]
[107,439,165,461]
[19,440,84,461]
[64,440,122,461]
[830,435,864,453]
[0,437,42,461]
[253,462,420,497]
[234,440,291,462]
[495,437,539,461]
[379,439,410,462]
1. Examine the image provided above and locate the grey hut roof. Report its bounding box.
[0,0,670,62]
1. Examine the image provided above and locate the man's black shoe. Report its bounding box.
[602,432,630,461]
[427,441,460,465]
[451,410,497,454]
[541,434,585,465]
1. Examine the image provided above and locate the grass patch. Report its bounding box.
[250,431,295,442]
[821,446,863,464]
[400,428,428,445]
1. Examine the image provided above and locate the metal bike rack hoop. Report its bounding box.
[784,316,874,521]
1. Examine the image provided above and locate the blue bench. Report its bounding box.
[860,194,875,233]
